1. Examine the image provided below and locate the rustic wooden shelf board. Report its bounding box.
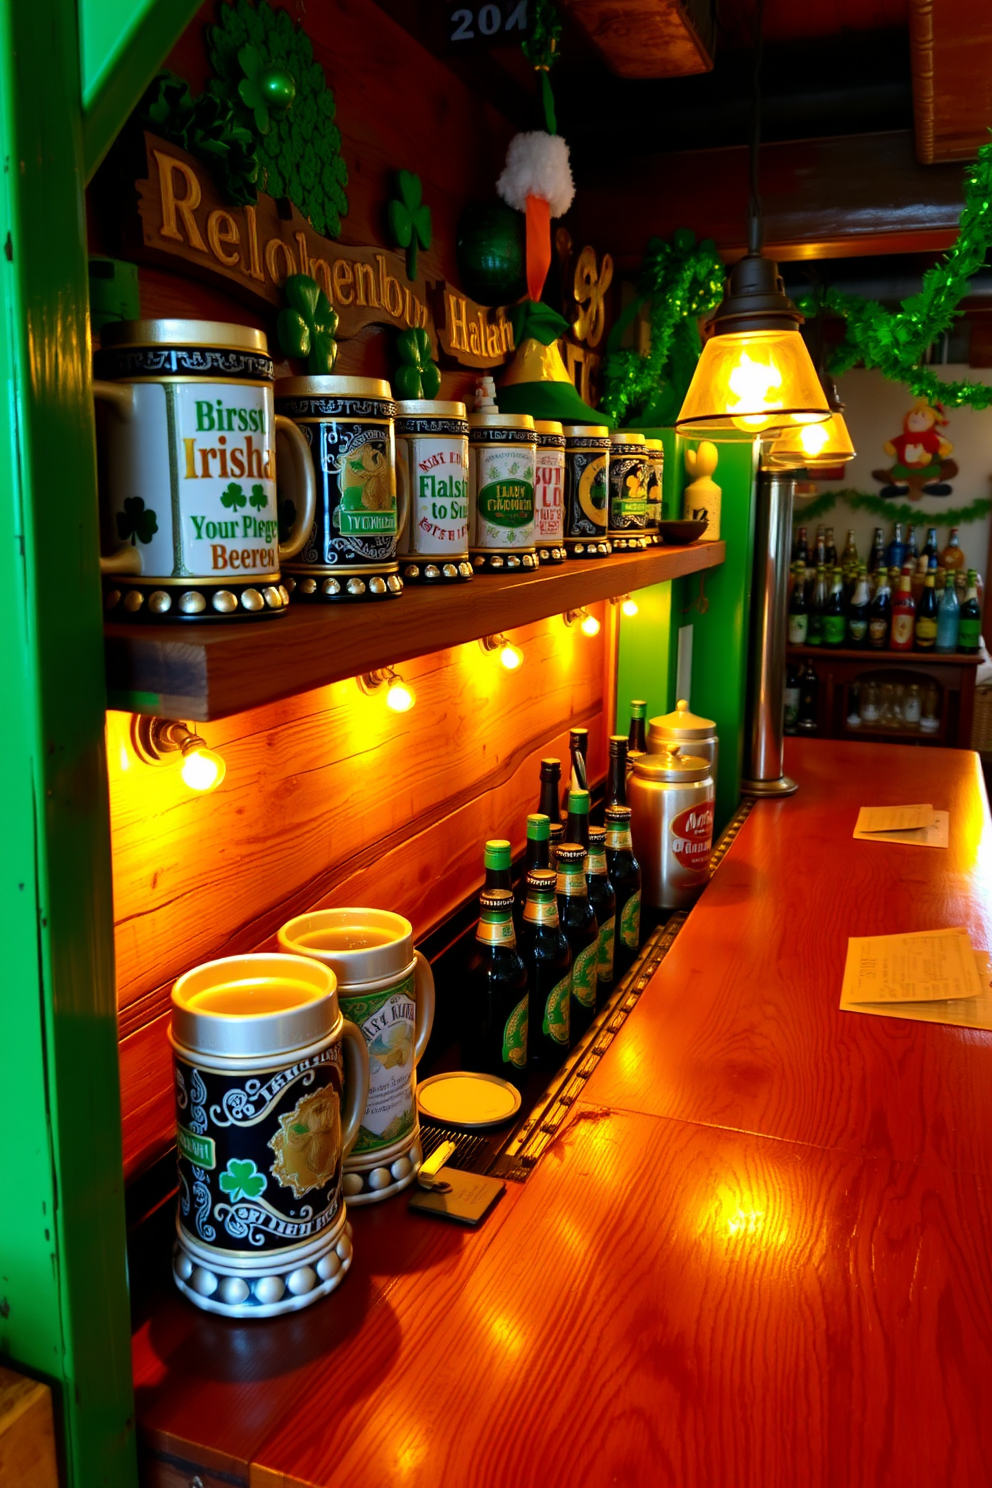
[105,542,724,721]
[787,644,981,666]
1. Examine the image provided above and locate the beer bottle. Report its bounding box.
[814,526,826,567]
[868,571,891,649]
[518,869,571,1068]
[483,839,512,891]
[792,526,809,565]
[905,524,918,561]
[628,700,647,756]
[587,825,616,1008]
[914,567,939,650]
[923,526,939,565]
[840,528,858,580]
[885,522,906,571]
[936,570,960,653]
[797,660,819,734]
[604,806,641,981]
[569,727,588,793]
[890,567,915,652]
[824,526,837,568]
[940,527,966,574]
[555,842,599,1039]
[845,564,870,647]
[808,563,828,645]
[538,758,564,850]
[564,787,591,852]
[823,567,847,647]
[784,662,800,735]
[910,554,928,606]
[605,734,628,809]
[959,570,981,654]
[869,527,887,584]
[787,561,809,644]
[464,889,529,1082]
[515,814,551,926]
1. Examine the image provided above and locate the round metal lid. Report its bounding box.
[631,745,711,783]
[100,319,269,353]
[276,375,393,400]
[610,431,646,445]
[171,953,338,1060]
[561,423,610,438]
[395,399,467,418]
[648,698,716,743]
[533,419,564,435]
[469,411,536,430]
[417,1071,521,1128]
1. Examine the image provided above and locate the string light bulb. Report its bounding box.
[611,592,640,617]
[129,716,227,794]
[563,607,601,636]
[359,667,417,712]
[481,633,524,670]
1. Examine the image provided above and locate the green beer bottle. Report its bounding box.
[518,869,572,1069]
[483,839,512,892]
[464,888,529,1083]
[555,842,599,1040]
[604,805,641,980]
[587,825,616,1009]
[514,812,551,927]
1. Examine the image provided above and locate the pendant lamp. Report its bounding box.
[763,372,856,470]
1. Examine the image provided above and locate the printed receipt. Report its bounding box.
[842,927,983,1003]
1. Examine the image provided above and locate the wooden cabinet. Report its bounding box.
[787,645,980,748]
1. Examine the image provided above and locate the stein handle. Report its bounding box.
[394,441,410,547]
[274,415,317,563]
[339,1017,371,1159]
[412,949,436,1066]
[93,381,144,576]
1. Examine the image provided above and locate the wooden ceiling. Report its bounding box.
[910,0,992,162]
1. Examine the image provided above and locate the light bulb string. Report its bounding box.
[747,0,765,256]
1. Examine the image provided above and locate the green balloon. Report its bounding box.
[456,201,526,307]
[259,65,296,113]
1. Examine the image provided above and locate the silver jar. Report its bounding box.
[647,699,719,783]
[628,747,715,910]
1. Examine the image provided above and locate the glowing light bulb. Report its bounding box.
[386,677,416,712]
[799,421,830,456]
[580,611,601,637]
[727,350,783,431]
[180,746,226,793]
[621,596,639,618]
[500,641,524,670]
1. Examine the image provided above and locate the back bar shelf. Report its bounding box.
[105,541,725,721]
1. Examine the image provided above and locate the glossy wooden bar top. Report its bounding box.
[132,739,992,1488]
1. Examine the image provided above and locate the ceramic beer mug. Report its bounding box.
[394,399,473,583]
[278,908,435,1203]
[94,320,316,621]
[170,952,370,1319]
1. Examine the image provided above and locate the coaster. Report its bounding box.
[416,1071,521,1128]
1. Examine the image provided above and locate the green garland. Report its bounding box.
[599,229,724,427]
[794,488,992,527]
[797,143,992,409]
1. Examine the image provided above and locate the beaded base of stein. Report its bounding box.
[343,1135,424,1206]
[471,549,539,573]
[401,560,474,583]
[173,1209,354,1319]
[609,534,650,552]
[565,539,613,559]
[537,545,567,565]
[284,568,404,601]
[103,576,291,621]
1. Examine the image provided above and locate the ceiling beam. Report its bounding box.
[560,0,714,78]
[909,0,992,163]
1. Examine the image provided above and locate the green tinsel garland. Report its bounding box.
[794,488,992,527]
[599,229,724,427]
[797,142,992,410]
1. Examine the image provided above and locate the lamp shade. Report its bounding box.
[675,327,831,436]
[763,408,856,470]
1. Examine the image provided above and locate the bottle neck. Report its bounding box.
[484,866,512,890]
[523,893,560,926]
[476,912,517,947]
[538,778,561,823]
[605,823,632,853]
[525,836,550,871]
[557,859,588,897]
[588,841,608,876]
[565,810,589,849]
[606,753,627,806]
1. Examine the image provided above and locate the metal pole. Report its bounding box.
[741,468,799,796]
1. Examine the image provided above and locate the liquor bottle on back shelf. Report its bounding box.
[868,571,892,649]
[940,527,965,574]
[518,869,571,1069]
[923,527,939,565]
[515,814,551,926]
[587,825,616,1009]
[841,529,859,580]
[797,660,819,734]
[936,570,960,653]
[464,889,529,1083]
[483,839,512,892]
[628,700,647,758]
[958,570,982,654]
[808,563,828,645]
[538,758,564,850]
[814,526,827,569]
[886,522,906,571]
[823,568,847,647]
[824,526,837,568]
[564,788,591,853]
[890,567,916,652]
[788,562,809,644]
[605,735,628,810]
[905,525,918,562]
[910,554,928,606]
[784,662,801,734]
[914,567,939,651]
[604,806,641,981]
[846,565,870,647]
[555,842,599,1040]
[568,728,588,793]
[792,526,809,566]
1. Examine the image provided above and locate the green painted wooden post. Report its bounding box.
[0,1,136,1482]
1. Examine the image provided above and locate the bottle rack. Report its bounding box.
[786,644,981,748]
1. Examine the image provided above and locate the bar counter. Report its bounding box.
[133,738,992,1488]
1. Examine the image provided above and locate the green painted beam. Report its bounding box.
[81,0,203,181]
[0,1,135,1482]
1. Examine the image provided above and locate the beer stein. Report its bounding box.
[170,953,370,1318]
[468,411,538,572]
[278,908,435,1203]
[95,320,316,622]
[533,420,566,564]
[394,399,473,582]
[562,425,611,557]
[608,431,649,551]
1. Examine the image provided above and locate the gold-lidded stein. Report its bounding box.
[608,431,650,551]
[562,424,612,558]
[394,399,473,583]
[170,952,370,1318]
[533,420,566,564]
[468,411,538,573]
[94,320,316,621]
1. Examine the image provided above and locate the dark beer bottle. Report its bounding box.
[824,526,837,568]
[518,869,572,1068]
[797,660,819,734]
[914,568,939,651]
[515,813,550,926]
[555,842,599,1040]
[808,563,828,645]
[483,839,512,892]
[564,787,591,853]
[604,805,641,981]
[587,825,616,1008]
[628,700,647,756]
[845,565,870,648]
[787,561,808,644]
[868,572,891,649]
[538,757,564,851]
[569,727,588,793]
[605,734,628,809]
[923,526,939,565]
[959,570,981,654]
[464,889,529,1082]
[823,567,846,647]
[792,526,808,565]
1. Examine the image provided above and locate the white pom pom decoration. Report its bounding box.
[497,132,575,219]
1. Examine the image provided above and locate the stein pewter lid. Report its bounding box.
[171,953,338,1059]
[275,374,393,399]
[631,745,711,783]
[278,908,414,987]
[648,698,716,745]
[100,318,269,354]
[395,399,467,418]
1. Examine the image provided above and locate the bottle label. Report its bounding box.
[788,614,808,644]
[823,614,846,645]
[807,615,822,644]
[605,827,632,851]
[891,613,914,647]
[670,801,714,876]
[534,447,565,543]
[588,847,608,875]
[476,918,516,946]
[959,618,981,646]
[571,941,597,1008]
[597,915,615,982]
[847,618,868,642]
[868,618,888,645]
[915,617,937,645]
[557,863,587,896]
[524,898,559,926]
[621,891,641,949]
[502,994,529,1069]
[543,974,571,1045]
[472,441,535,550]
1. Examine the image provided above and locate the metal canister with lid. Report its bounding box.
[647,698,718,785]
[394,399,473,583]
[562,424,611,558]
[533,420,566,563]
[608,431,649,551]
[468,411,538,572]
[628,746,715,910]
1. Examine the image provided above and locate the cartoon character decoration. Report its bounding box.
[873,399,958,499]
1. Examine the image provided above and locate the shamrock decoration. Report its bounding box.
[221,482,248,511]
[236,42,296,133]
[277,273,339,373]
[388,171,432,282]
[137,71,258,208]
[394,326,441,400]
[249,483,267,510]
[116,496,158,546]
[218,1158,266,1204]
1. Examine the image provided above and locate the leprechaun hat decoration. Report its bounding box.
[497,299,610,425]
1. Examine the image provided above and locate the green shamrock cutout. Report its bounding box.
[277,273,339,373]
[116,496,158,546]
[279,498,297,542]
[221,482,247,511]
[394,326,441,400]
[388,171,431,282]
[218,1158,266,1204]
[249,483,267,511]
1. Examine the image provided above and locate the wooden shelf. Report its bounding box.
[104,541,724,721]
[787,644,981,666]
